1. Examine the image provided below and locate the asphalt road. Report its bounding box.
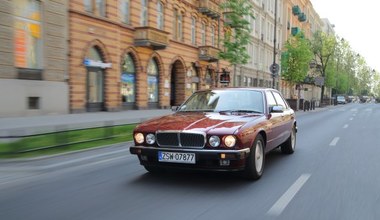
[1,103,379,220]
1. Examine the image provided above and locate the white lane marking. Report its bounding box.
[267,174,311,216]
[329,137,340,146]
[343,124,349,129]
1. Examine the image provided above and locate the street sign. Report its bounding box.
[270,63,279,75]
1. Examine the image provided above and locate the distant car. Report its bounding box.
[130,88,297,180]
[336,96,346,104]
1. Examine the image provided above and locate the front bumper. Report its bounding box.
[129,146,251,171]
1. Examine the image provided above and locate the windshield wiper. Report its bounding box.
[218,110,263,114]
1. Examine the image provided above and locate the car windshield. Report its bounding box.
[178,90,264,114]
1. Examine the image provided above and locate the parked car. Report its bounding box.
[336,95,347,104]
[130,88,297,180]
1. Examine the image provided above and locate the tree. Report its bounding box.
[310,31,337,104]
[281,32,313,110]
[219,0,254,65]
[281,32,313,86]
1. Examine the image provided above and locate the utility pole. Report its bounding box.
[271,0,278,89]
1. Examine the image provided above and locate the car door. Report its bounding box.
[265,91,284,151]
[272,91,294,144]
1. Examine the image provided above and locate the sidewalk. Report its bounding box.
[0,109,172,137]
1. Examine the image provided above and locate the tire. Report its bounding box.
[281,125,296,154]
[243,134,265,180]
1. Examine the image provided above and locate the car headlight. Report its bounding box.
[134,133,144,144]
[224,135,236,148]
[146,133,156,145]
[209,136,221,147]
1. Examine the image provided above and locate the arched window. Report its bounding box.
[86,47,104,105]
[121,54,135,103]
[147,59,159,102]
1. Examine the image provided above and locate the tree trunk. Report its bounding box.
[320,85,325,107]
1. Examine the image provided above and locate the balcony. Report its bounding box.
[199,0,220,19]
[292,5,301,16]
[199,46,220,62]
[291,27,301,36]
[134,27,169,50]
[298,13,307,22]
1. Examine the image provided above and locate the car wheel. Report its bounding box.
[281,125,296,154]
[243,134,265,180]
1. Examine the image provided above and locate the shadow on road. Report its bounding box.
[126,148,292,191]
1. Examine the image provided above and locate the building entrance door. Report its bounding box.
[86,67,104,112]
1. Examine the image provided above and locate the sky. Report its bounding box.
[310,0,380,71]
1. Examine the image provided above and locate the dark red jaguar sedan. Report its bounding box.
[130,88,297,180]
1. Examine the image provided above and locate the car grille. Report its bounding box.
[156,132,206,148]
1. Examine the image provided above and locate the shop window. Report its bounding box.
[147,59,159,102]
[121,54,136,103]
[14,0,42,70]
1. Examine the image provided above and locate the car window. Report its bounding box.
[179,90,264,113]
[272,92,288,109]
[266,91,277,107]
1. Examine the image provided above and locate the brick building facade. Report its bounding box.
[0,0,68,116]
[69,0,229,113]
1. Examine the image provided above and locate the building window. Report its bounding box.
[84,0,92,12]
[96,0,105,16]
[173,9,183,41]
[120,0,130,24]
[191,17,196,45]
[157,2,164,30]
[190,67,199,93]
[201,22,206,46]
[205,69,212,89]
[147,59,159,102]
[28,97,40,109]
[14,0,42,69]
[140,0,148,26]
[84,0,105,17]
[121,54,135,103]
[211,26,215,47]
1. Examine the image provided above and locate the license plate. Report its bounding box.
[158,151,196,164]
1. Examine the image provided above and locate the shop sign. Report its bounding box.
[84,58,112,69]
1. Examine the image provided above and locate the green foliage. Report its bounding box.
[280,32,313,84]
[0,124,136,158]
[219,0,254,65]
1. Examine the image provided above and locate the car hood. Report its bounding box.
[135,112,263,134]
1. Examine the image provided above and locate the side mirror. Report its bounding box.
[270,105,284,113]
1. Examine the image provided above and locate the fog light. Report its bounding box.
[219,159,230,166]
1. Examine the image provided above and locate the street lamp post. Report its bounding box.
[271,0,278,89]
